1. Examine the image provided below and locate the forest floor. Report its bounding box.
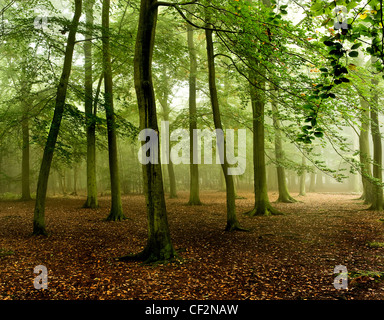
[1,191,384,300]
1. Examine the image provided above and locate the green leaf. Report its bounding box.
[351,43,362,50]
[349,51,359,57]
[324,40,335,46]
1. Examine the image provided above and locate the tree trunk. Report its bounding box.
[83,0,98,208]
[158,69,177,199]
[358,96,374,204]
[299,155,306,196]
[21,97,31,201]
[316,171,323,190]
[245,0,280,216]
[309,169,316,192]
[272,87,296,203]
[119,0,176,263]
[187,18,201,205]
[246,73,281,216]
[102,0,125,221]
[205,24,244,231]
[368,78,383,210]
[33,0,82,236]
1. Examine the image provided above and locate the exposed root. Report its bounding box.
[225,221,249,232]
[275,196,297,204]
[244,204,284,217]
[117,245,177,265]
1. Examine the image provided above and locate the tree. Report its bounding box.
[272,86,297,203]
[358,96,373,204]
[368,74,383,210]
[119,0,176,263]
[83,0,98,209]
[205,15,244,231]
[157,68,178,199]
[102,0,126,221]
[33,0,82,235]
[299,154,307,196]
[187,15,202,206]
[20,65,33,201]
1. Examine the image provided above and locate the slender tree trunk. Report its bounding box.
[119,0,176,263]
[158,70,177,199]
[368,77,383,210]
[33,0,82,235]
[73,165,78,196]
[83,0,98,208]
[316,171,323,190]
[205,24,244,231]
[102,0,126,221]
[309,169,316,192]
[187,18,201,205]
[272,87,296,203]
[299,155,306,196]
[21,97,31,201]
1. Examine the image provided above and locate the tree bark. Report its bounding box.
[102,0,126,221]
[205,24,244,231]
[187,19,201,205]
[245,72,281,216]
[83,0,98,208]
[368,77,383,210]
[119,0,176,263]
[245,0,281,216]
[358,96,374,204]
[33,0,82,235]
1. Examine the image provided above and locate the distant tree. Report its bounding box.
[187,16,202,206]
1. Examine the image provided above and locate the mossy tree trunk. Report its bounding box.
[119,0,176,263]
[102,0,126,221]
[33,0,82,236]
[246,74,281,216]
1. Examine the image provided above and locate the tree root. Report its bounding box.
[225,221,249,232]
[244,204,284,217]
[275,195,297,203]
